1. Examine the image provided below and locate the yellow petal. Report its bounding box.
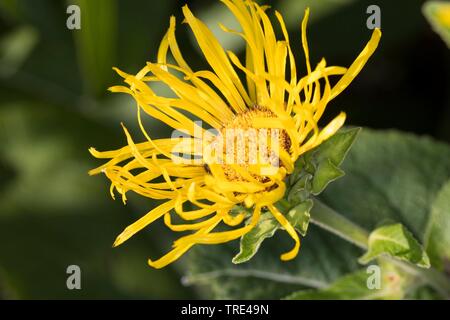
[316,111,346,145]
[330,28,382,100]
[113,199,176,247]
[148,217,222,269]
[268,204,300,261]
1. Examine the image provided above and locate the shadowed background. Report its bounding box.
[0,0,448,299]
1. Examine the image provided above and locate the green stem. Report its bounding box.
[310,198,450,298]
[310,200,369,250]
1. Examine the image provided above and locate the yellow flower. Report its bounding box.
[89,0,381,269]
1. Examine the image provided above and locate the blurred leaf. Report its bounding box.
[321,130,450,239]
[0,102,110,215]
[110,245,194,299]
[0,25,38,77]
[0,1,83,107]
[186,225,360,299]
[0,100,193,298]
[0,0,21,22]
[187,129,450,299]
[407,285,445,300]
[285,266,405,300]
[276,0,357,29]
[193,1,243,53]
[423,1,450,48]
[425,180,450,270]
[359,223,430,268]
[71,0,118,97]
[0,100,122,298]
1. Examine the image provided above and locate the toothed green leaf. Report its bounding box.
[359,223,430,268]
[288,127,360,196]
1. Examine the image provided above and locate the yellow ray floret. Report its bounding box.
[89,0,381,268]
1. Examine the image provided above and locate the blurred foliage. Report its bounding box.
[0,0,449,299]
[285,264,407,300]
[0,0,194,299]
[71,0,118,97]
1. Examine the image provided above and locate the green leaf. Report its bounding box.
[423,1,450,48]
[232,212,279,264]
[359,223,430,268]
[313,127,361,167]
[407,285,445,300]
[312,158,345,195]
[424,180,450,270]
[321,130,450,241]
[285,265,406,300]
[288,127,359,196]
[232,200,312,264]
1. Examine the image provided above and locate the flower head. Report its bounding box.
[89,0,381,268]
